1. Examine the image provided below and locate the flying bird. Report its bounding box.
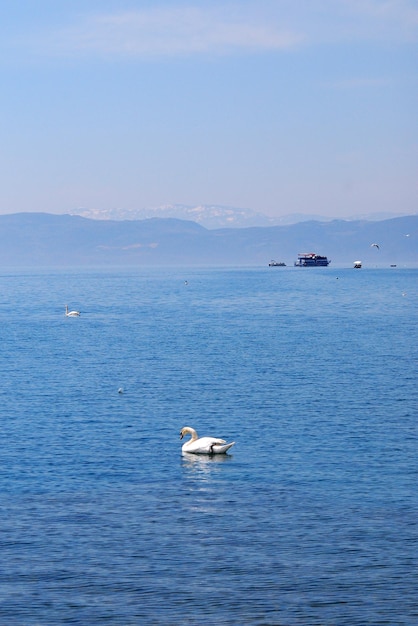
[371,243,380,250]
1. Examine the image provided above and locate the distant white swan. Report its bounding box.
[65,305,80,317]
[180,426,235,455]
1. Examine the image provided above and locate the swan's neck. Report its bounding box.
[187,428,198,442]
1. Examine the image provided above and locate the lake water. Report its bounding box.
[0,266,416,625]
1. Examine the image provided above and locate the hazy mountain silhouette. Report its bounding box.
[0,212,416,266]
[73,204,410,229]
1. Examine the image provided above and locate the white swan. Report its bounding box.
[180,426,235,455]
[65,305,80,317]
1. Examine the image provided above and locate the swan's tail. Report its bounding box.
[211,441,235,454]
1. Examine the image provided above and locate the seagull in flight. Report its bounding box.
[371,243,380,250]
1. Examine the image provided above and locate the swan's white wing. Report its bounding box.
[201,437,226,446]
[183,436,223,453]
[182,436,234,455]
[211,442,235,454]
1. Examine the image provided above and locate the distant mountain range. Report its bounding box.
[72,204,412,229]
[0,212,416,266]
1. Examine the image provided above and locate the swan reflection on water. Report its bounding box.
[182,451,233,464]
[181,451,233,475]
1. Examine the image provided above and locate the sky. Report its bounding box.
[0,0,417,218]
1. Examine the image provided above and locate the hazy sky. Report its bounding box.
[0,0,417,218]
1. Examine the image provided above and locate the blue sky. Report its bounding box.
[0,0,417,218]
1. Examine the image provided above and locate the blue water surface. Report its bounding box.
[0,266,417,625]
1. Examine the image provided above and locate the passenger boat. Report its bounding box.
[268,260,286,267]
[294,253,330,267]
